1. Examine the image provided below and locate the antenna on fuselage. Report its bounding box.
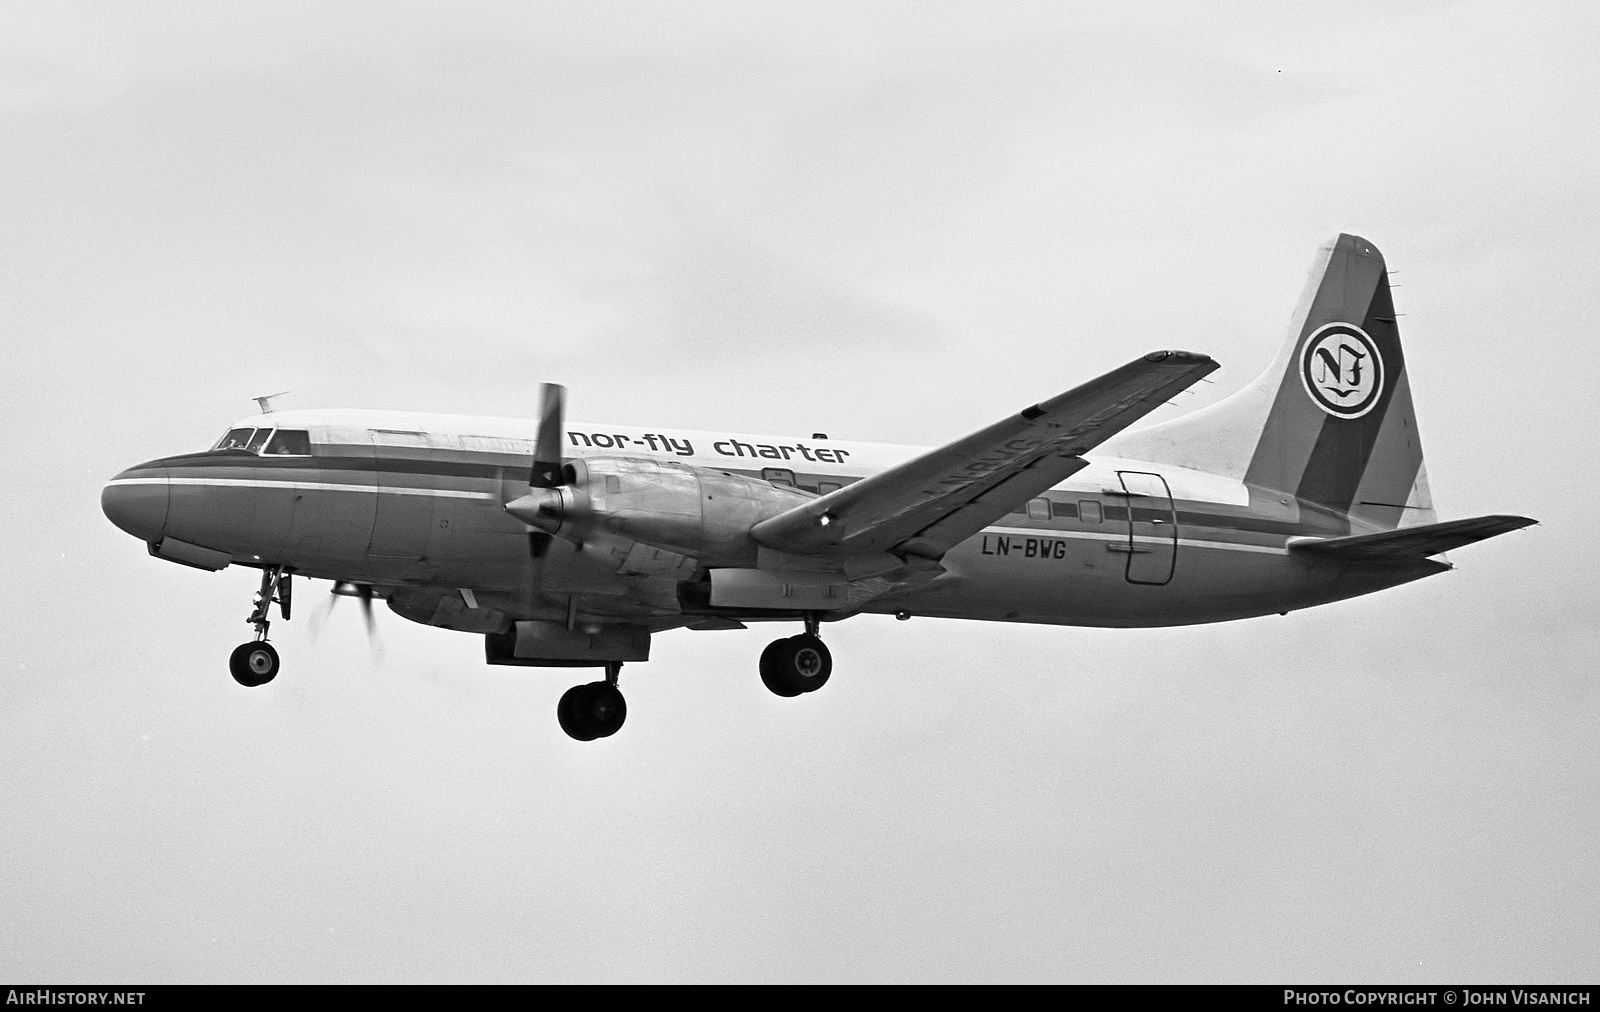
[252,391,291,413]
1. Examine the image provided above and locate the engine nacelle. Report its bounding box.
[484,620,650,666]
[506,457,814,567]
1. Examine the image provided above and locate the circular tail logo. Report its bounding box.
[1299,322,1384,419]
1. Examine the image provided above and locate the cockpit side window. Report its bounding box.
[214,428,256,451]
[244,428,273,453]
[264,429,311,455]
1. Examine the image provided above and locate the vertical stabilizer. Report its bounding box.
[1104,234,1435,530]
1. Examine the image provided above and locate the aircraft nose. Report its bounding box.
[102,466,169,542]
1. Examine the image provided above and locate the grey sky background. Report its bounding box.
[3,0,1596,983]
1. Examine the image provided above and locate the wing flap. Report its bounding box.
[1289,515,1536,561]
[751,350,1217,557]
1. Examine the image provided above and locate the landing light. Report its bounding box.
[818,513,835,527]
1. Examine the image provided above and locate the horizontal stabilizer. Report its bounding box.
[1289,515,1535,562]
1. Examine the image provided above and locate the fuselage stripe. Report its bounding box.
[107,477,496,500]
[982,525,1289,555]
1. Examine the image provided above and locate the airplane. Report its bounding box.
[101,234,1535,741]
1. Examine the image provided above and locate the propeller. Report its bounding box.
[522,382,566,560]
[530,382,566,489]
[351,582,377,639]
[308,581,383,659]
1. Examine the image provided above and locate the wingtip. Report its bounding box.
[1472,514,1539,532]
[1143,350,1215,365]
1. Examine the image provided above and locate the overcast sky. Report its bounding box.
[3,0,1597,983]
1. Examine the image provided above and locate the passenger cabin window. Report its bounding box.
[264,429,311,455]
[1079,500,1102,524]
[762,468,797,488]
[1052,500,1079,519]
[215,428,256,451]
[817,481,841,494]
[1026,498,1051,521]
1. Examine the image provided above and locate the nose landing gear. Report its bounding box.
[759,612,833,697]
[557,662,628,740]
[230,567,289,687]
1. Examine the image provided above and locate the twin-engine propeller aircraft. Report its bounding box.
[103,235,1534,740]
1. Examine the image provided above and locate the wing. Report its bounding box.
[750,350,1218,559]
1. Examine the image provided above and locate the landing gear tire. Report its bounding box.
[759,634,832,697]
[558,681,627,741]
[229,641,280,687]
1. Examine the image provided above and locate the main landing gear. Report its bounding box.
[759,612,832,697]
[557,662,627,741]
[230,566,289,687]
[554,612,835,739]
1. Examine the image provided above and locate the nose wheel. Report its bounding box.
[230,566,290,687]
[229,641,280,687]
[760,613,833,697]
[557,663,628,740]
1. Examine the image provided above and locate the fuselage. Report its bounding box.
[102,407,1446,632]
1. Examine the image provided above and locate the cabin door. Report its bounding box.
[1117,471,1177,586]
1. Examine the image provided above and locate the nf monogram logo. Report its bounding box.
[1299,323,1384,419]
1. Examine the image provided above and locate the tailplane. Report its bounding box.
[1107,233,1435,531]
[1289,515,1536,562]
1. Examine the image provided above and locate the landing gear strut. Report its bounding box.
[230,566,289,687]
[759,612,832,697]
[557,662,628,741]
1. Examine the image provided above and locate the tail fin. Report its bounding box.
[1106,234,1434,531]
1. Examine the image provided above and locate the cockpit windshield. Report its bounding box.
[211,427,312,455]
[214,428,256,451]
[263,430,311,455]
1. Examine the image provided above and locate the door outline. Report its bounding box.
[366,430,435,561]
[1116,470,1177,586]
